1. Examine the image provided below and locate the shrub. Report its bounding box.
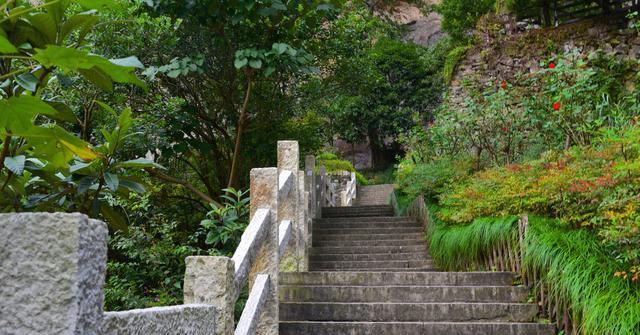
[436,0,496,40]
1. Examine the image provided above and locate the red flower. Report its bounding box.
[501,127,508,132]
[500,80,507,89]
[553,102,561,110]
[549,62,556,69]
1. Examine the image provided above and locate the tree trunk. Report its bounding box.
[227,78,253,189]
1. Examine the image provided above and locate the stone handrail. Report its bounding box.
[0,140,354,335]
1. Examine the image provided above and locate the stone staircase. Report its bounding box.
[278,203,555,334]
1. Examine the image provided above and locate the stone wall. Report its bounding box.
[0,213,218,335]
[448,14,640,109]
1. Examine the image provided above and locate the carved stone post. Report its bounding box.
[0,213,107,335]
[317,165,326,217]
[304,155,316,220]
[277,141,300,272]
[298,170,309,271]
[184,257,235,335]
[249,168,279,335]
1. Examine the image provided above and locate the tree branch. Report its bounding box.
[146,168,221,207]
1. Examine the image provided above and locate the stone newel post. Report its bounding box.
[0,213,108,335]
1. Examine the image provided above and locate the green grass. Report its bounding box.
[424,204,640,334]
[429,214,518,271]
[524,217,640,334]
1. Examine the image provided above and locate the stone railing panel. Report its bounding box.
[101,304,216,335]
[234,274,270,335]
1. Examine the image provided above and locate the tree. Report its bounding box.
[140,0,342,190]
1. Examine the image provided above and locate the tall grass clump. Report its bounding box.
[524,217,640,334]
[429,214,518,270]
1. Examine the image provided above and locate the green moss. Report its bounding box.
[443,45,473,83]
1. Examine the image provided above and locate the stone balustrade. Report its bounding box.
[0,141,355,335]
[0,140,352,335]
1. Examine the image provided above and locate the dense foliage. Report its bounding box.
[394,7,640,332]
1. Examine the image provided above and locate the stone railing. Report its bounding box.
[0,140,352,335]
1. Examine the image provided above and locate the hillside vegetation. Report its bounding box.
[396,3,640,333]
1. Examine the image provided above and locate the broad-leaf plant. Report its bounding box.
[0,0,156,230]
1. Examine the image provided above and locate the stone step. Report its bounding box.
[314,233,424,242]
[323,205,393,211]
[279,272,516,287]
[314,221,421,229]
[279,302,539,322]
[279,285,528,303]
[314,217,414,224]
[313,239,426,247]
[322,212,395,218]
[309,252,430,262]
[279,321,556,335]
[310,267,436,272]
[313,227,423,235]
[309,260,434,270]
[311,245,428,255]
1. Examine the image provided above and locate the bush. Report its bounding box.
[437,0,496,40]
[316,152,369,185]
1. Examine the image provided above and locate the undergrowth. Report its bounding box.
[424,203,640,334]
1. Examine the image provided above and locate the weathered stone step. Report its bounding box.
[323,205,393,211]
[322,212,395,218]
[309,260,434,270]
[279,302,539,322]
[313,239,426,247]
[314,221,421,229]
[314,233,424,242]
[310,267,436,272]
[321,207,394,218]
[279,272,515,287]
[311,245,427,255]
[309,252,430,262]
[314,217,414,224]
[314,227,423,235]
[279,321,556,335]
[279,285,528,303]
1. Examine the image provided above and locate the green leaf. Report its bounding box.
[100,202,129,233]
[15,125,98,165]
[60,13,99,42]
[0,95,58,132]
[110,56,145,69]
[104,172,119,192]
[28,13,57,44]
[114,158,165,170]
[264,66,276,77]
[69,161,92,173]
[45,101,77,123]
[234,57,248,69]
[0,35,17,53]
[273,43,288,55]
[78,0,121,10]
[33,46,146,89]
[79,67,113,91]
[4,155,26,175]
[249,59,262,69]
[16,73,38,92]
[119,179,146,194]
